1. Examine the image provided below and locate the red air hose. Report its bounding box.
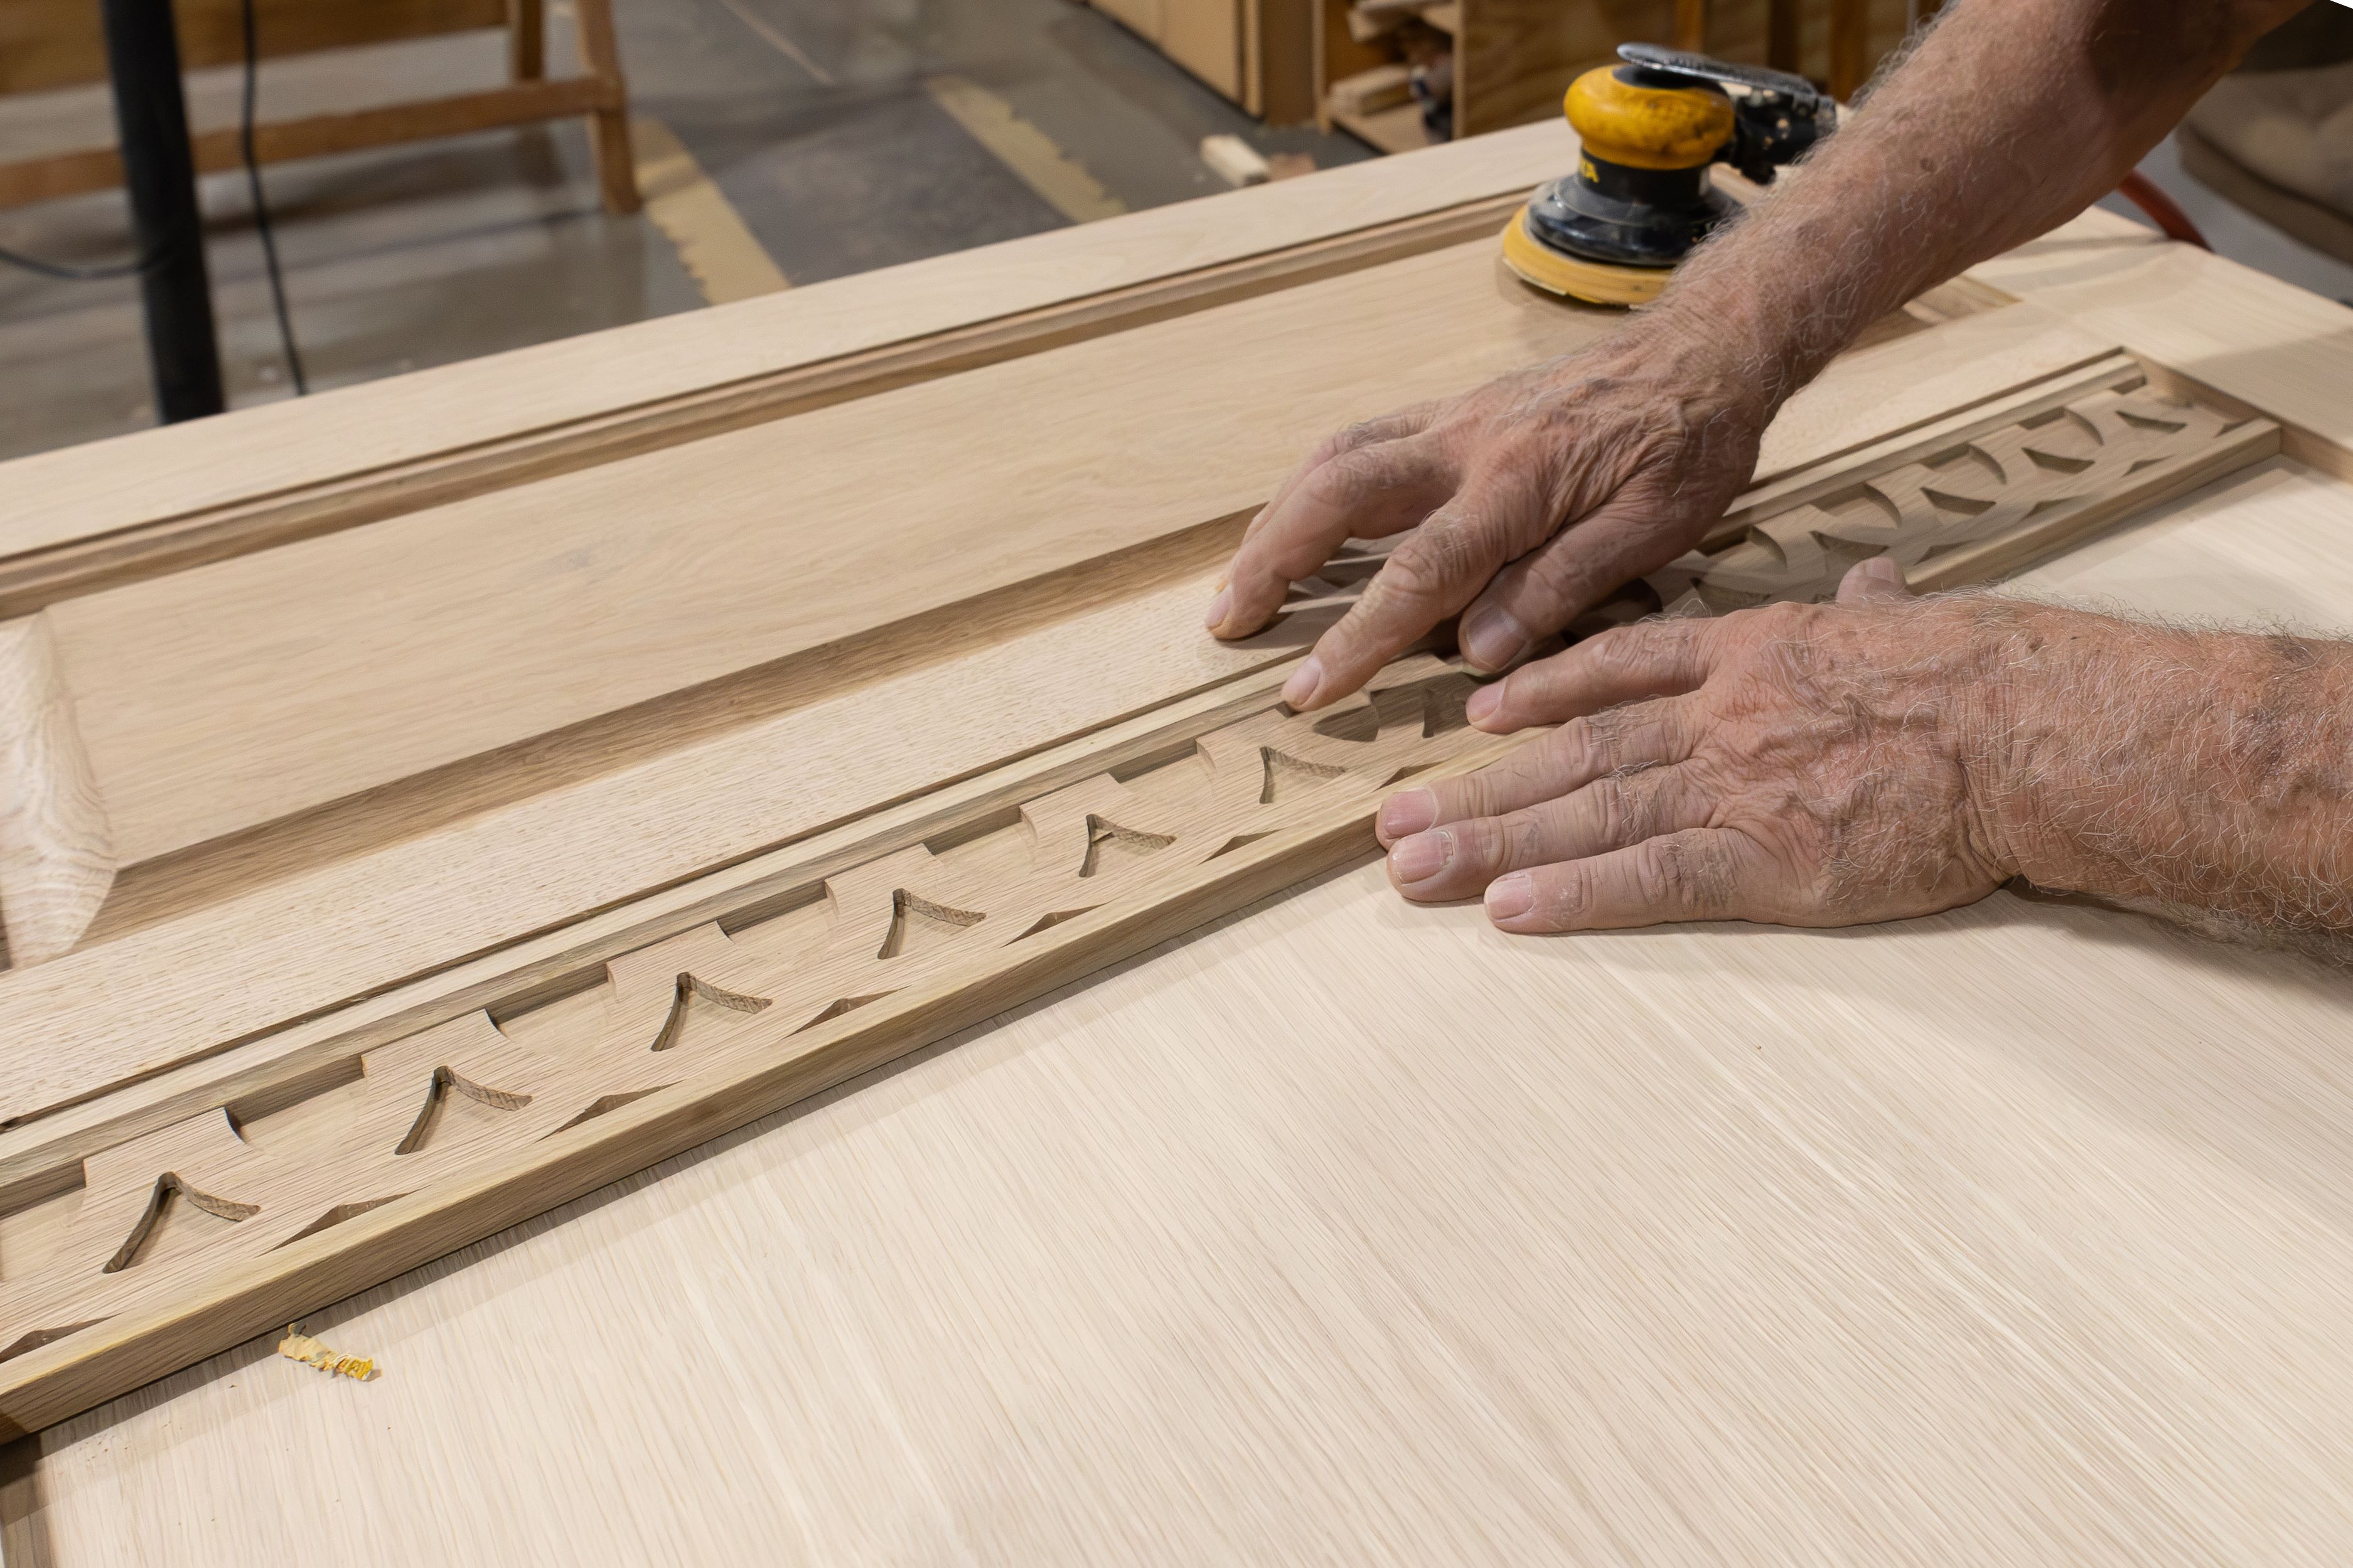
[2115,170,2212,250]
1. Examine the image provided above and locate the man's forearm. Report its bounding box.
[1646,0,2308,415]
[1966,603,2353,947]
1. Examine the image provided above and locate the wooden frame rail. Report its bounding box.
[0,0,638,215]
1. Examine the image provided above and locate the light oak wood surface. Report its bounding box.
[45,240,1593,867]
[0,654,1520,1436]
[1,132,2349,1565]
[0,248,2103,1139]
[14,457,2353,1565]
[40,259,2101,874]
[0,345,2279,1428]
[0,122,1580,561]
[0,189,1536,616]
[0,568,1298,1136]
[0,617,110,969]
[1973,205,2353,479]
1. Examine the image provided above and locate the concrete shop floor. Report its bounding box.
[0,0,1371,462]
[2,3,2349,465]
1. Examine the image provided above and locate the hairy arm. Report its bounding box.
[1378,569,2353,956]
[1680,0,2305,410]
[1212,0,2311,710]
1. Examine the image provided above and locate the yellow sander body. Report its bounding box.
[1503,44,1835,306]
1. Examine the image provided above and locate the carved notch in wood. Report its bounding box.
[0,659,1502,1400]
[1646,372,2279,615]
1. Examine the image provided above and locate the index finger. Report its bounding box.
[1280,472,1535,708]
[1241,410,1429,553]
[1213,437,1452,642]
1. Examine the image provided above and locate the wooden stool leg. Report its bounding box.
[508,0,545,81]
[1674,0,1707,53]
[1830,0,1870,100]
[1766,0,1799,74]
[572,0,640,215]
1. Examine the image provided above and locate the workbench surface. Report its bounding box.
[2,124,2351,1564]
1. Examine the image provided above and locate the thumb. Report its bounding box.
[1836,555,1914,604]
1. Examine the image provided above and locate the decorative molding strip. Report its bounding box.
[0,656,1509,1436]
[1650,375,2279,614]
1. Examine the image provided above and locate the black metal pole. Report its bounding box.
[100,0,225,423]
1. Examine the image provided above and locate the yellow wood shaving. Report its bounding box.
[278,1324,377,1382]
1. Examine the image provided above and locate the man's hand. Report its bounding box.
[1377,565,2353,950]
[1376,561,2019,931]
[1206,0,2313,718]
[1205,323,1770,712]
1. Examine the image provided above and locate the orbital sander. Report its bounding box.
[1501,43,1838,306]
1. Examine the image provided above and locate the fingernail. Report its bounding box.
[1203,587,1232,633]
[1281,656,1324,710]
[1486,872,1534,921]
[1388,829,1450,885]
[1378,787,1438,843]
[1860,555,1904,584]
[1460,605,1528,671]
[1466,684,1502,728]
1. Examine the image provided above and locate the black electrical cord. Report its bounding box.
[3,0,308,409]
[241,0,306,393]
[0,241,158,281]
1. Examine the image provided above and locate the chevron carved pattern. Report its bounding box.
[0,659,1486,1362]
[1647,381,2273,616]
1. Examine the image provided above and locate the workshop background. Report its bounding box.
[1,0,2349,465]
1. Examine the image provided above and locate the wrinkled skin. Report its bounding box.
[1204,325,1769,712]
[1206,0,2308,721]
[1377,562,2017,932]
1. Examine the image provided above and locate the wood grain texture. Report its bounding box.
[0,188,1532,616]
[0,619,110,971]
[16,459,2353,1564]
[0,657,1514,1437]
[0,567,1314,1138]
[0,303,2107,1140]
[1706,349,2144,542]
[36,257,2092,877]
[0,121,1580,560]
[1735,300,2113,488]
[42,242,1595,868]
[0,411,2308,1451]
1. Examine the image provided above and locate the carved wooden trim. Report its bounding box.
[0,656,1510,1436]
[0,365,2280,1437]
[1649,372,2280,614]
